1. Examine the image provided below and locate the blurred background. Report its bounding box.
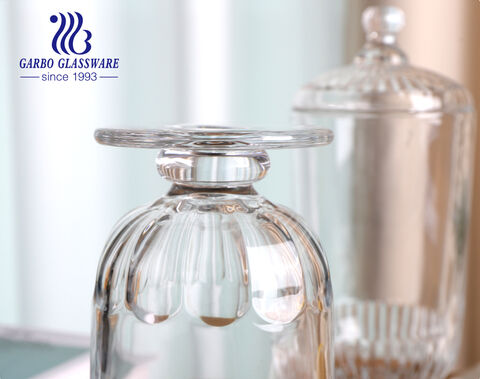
[1,0,480,374]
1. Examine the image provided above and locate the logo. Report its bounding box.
[18,11,119,83]
[50,12,92,55]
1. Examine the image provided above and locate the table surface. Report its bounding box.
[0,327,89,379]
[1,326,479,379]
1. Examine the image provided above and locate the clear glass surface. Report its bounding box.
[91,126,334,379]
[94,125,333,150]
[293,6,476,379]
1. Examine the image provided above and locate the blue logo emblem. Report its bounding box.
[50,12,92,55]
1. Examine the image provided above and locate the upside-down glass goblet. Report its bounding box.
[91,125,334,379]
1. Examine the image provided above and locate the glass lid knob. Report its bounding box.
[362,6,405,45]
[355,6,407,65]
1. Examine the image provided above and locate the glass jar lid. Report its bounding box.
[293,6,473,114]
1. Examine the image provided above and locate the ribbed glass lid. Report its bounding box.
[293,6,473,114]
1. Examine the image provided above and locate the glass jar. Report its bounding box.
[292,6,476,378]
[91,126,334,379]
